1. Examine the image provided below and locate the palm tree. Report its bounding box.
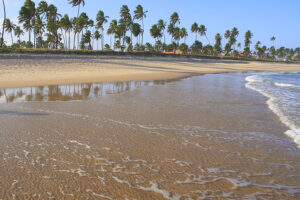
[107,20,117,49]
[14,26,24,44]
[150,24,161,45]
[132,23,141,45]
[68,0,85,18]
[214,33,222,55]
[157,19,166,44]
[4,19,16,45]
[1,0,6,47]
[271,36,275,47]
[167,23,175,42]
[18,0,36,46]
[199,24,210,45]
[170,12,180,25]
[96,10,109,50]
[180,28,188,43]
[134,5,147,46]
[94,30,101,50]
[61,14,72,49]
[191,23,199,41]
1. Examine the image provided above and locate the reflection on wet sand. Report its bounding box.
[0,78,182,104]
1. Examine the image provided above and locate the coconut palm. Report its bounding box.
[94,30,101,50]
[34,16,45,47]
[1,0,6,47]
[191,23,199,41]
[18,0,36,46]
[180,28,188,43]
[170,12,180,25]
[96,10,109,50]
[134,5,147,45]
[132,23,141,45]
[199,24,210,45]
[4,19,16,45]
[157,19,166,44]
[68,0,85,18]
[167,23,175,42]
[150,24,162,45]
[271,36,275,46]
[61,14,72,49]
[14,26,24,44]
[107,20,117,49]
[214,33,222,55]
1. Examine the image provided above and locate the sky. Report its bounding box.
[1,0,300,49]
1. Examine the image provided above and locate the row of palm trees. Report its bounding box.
[0,0,299,61]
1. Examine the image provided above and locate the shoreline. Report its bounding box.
[1,54,300,89]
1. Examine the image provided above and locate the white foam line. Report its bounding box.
[69,140,91,150]
[246,75,300,149]
[139,182,181,200]
[86,189,113,200]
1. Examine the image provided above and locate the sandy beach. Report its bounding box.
[0,54,300,88]
[0,55,300,199]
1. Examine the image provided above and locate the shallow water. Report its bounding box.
[0,73,300,199]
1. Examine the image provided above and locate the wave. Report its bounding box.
[274,82,300,89]
[245,74,300,149]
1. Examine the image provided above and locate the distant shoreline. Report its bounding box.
[1,48,300,64]
[0,53,300,89]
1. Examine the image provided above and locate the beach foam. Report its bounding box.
[246,72,300,148]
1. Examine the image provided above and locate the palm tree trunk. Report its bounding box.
[73,33,76,49]
[205,34,210,45]
[29,29,31,46]
[10,32,13,44]
[1,0,6,47]
[142,18,144,46]
[101,28,104,50]
[77,5,80,18]
[69,30,71,49]
[110,34,112,49]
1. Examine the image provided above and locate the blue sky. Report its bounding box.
[1,0,300,49]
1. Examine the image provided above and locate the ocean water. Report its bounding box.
[246,71,300,148]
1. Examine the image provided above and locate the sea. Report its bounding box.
[246,71,300,148]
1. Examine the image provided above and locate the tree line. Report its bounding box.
[0,0,299,61]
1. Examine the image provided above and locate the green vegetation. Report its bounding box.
[0,0,299,62]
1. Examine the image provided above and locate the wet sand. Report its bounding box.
[1,54,300,88]
[0,73,300,199]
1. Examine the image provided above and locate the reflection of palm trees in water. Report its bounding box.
[0,78,185,103]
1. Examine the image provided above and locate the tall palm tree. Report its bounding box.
[68,0,85,18]
[1,0,6,47]
[107,20,117,49]
[96,10,109,50]
[14,26,24,44]
[18,0,36,46]
[180,28,188,43]
[94,30,100,50]
[157,19,166,44]
[214,33,222,55]
[134,5,147,46]
[271,36,275,47]
[170,12,180,25]
[150,24,161,46]
[191,22,199,41]
[199,24,210,44]
[4,19,16,45]
[132,23,141,45]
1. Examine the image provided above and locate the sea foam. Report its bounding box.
[245,72,300,149]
